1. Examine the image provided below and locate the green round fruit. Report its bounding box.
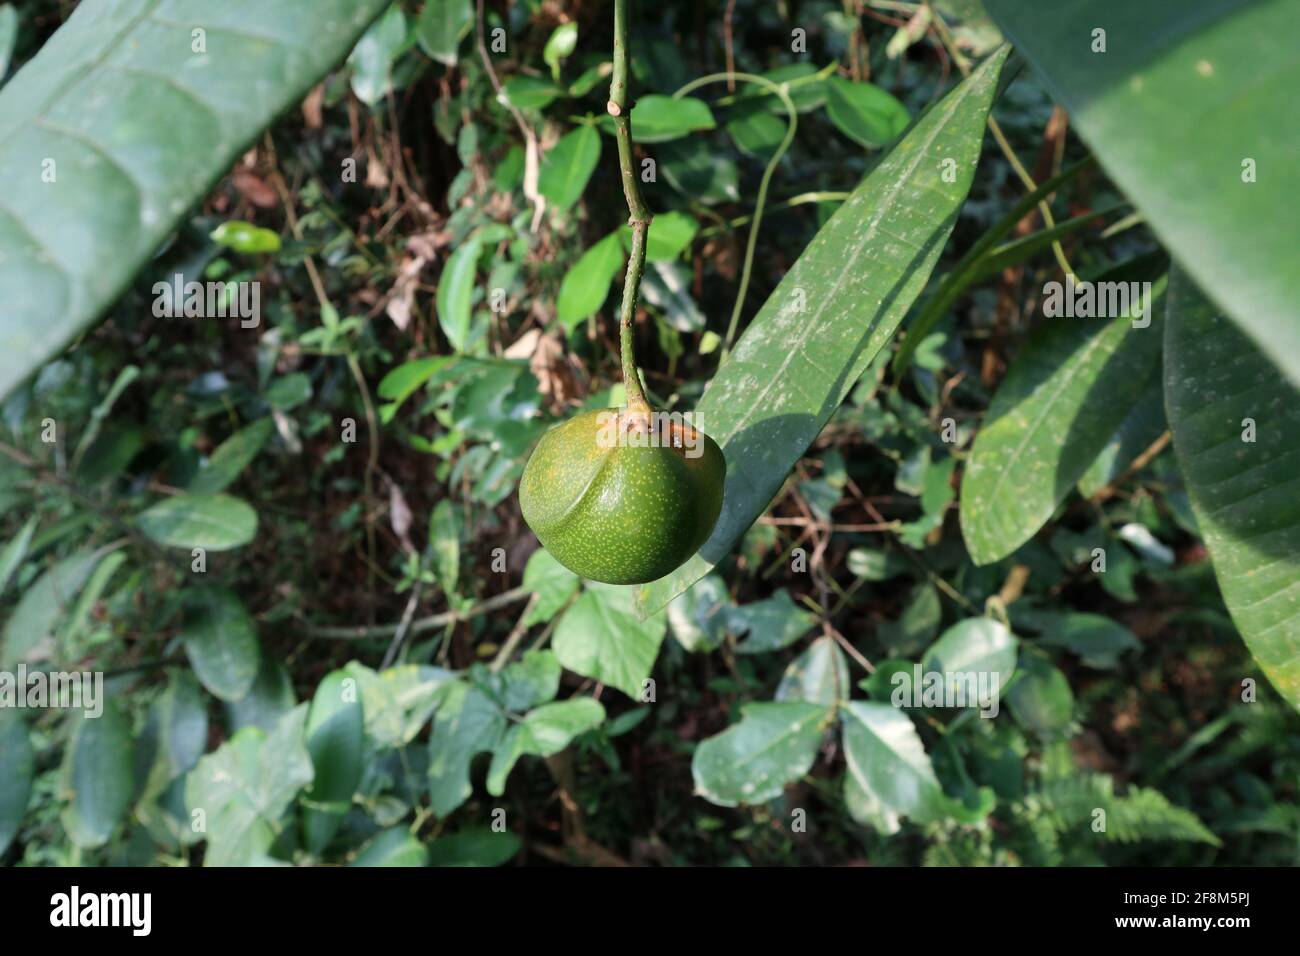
[519,407,725,585]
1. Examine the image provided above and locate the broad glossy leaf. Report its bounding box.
[693,701,829,806]
[922,617,1018,693]
[0,711,33,856]
[499,75,563,111]
[1,545,112,667]
[225,654,296,734]
[638,46,1010,613]
[666,574,730,652]
[521,548,580,626]
[984,0,1300,388]
[344,662,455,749]
[824,76,910,148]
[960,274,1166,565]
[149,670,209,779]
[62,702,135,848]
[630,94,715,143]
[776,637,849,706]
[726,589,816,654]
[474,650,561,713]
[348,4,408,105]
[555,231,623,330]
[640,261,705,333]
[426,827,522,866]
[180,587,261,701]
[437,238,483,352]
[1165,267,1300,706]
[554,583,666,698]
[0,0,394,401]
[350,826,428,867]
[302,669,365,854]
[538,125,600,211]
[187,417,274,494]
[840,701,952,833]
[656,138,739,204]
[486,697,605,795]
[415,0,473,67]
[1027,611,1140,669]
[185,705,314,867]
[620,210,699,262]
[1007,653,1074,739]
[427,680,505,817]
[136,493,257,551]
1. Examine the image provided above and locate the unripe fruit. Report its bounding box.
[519,407,725,585]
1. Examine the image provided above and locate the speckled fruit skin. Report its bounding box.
[519,408,725,585]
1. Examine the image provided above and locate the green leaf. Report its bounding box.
[149,670,209,779]
[428,498,460,595]
[264,372,312,411]
[499,75,563,111]
[666,574,730,652]
[776,636,850,706]
[0,514,36,594]
[555,231,624,330]
[181,587,261,702]
[1,545,113,667]
[726,589,817,654]
[415,0,473,67]
[0,711,33,856]
[136,493,258,551]
[225,654,296,734]
[985,0,1300,389]
[475,650,561,713]
[1164,266,1300,706]
[62,702,135,848]
[378,356,448,406]
[344,662,455,749]
[350,826,429,866]
[656,138,739,203]
[1028,611,1140,669]
[692,701,829,806]
[630,94,716,143]
[637,46,1011,613]
[426,827,522,866]
[824,76,911,148]
[538,124,601,211]
[427,681,505,817]
[640,260,705,333]
[185,705,315,867]
[187,418,274,494]
[1077,368,1166,498]
[521,548,580,626]
[210,220,281,254]
[302,669,365,854]
[0,0,394,401]
[620,210,699,262]
[542,22,578,81]
[1007,653,1074,739]
[960,273,1167,565]
[727,103,788,158]
[840,701,952,834]
[922,617,1018,696]
[437,238,483,352]
[554,583,667,698]
[845,546,908,582]
[486,697,605,795]
[348,4,409,105]
[878,580,942,657]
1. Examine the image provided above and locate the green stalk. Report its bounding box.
[610,0,652,412]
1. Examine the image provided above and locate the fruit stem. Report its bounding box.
[609,0,653,413]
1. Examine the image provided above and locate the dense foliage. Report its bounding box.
[0,0,1296,867]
